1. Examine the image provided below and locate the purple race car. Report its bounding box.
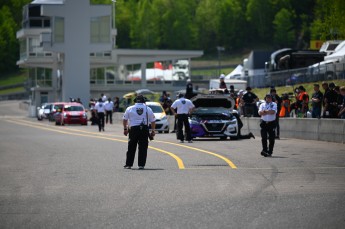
[189,94,239,140]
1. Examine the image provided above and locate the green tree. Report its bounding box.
[273,8,296,48]
[310,0,345,40]
[246,0,275,43]
[195,0,221,53]
[218,0,248,51]
[0,6,19,73]
[154,0,198,50]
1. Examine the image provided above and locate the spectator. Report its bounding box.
[185,79,194,99]
[159,91,168,103]
[290,86,308,117]
[311,84,323,119]
[270,88,282,139]
[161,94,173,115]
[101,93,107,102]
[322,82,330,107]
[236,90,244,116]
[76,98,83,104]
[335,86,343,113]
[104,97,114,124]
[338,86,345,119]
[279,93,291,117]
[298,86,309,117]
[113,97,120,112]
[241,86,259,117]
[219,74,227,89]
[323,82,338,118]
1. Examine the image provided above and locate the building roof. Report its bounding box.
[31,0,64,4]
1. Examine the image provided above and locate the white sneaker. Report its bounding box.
[179,140,184,143]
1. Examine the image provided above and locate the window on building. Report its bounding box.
[90,68,105,85]
[29,68,53,87]
[19,39,27,60]
[90,16,110,43]
[54,17,64,43]
[29,37,42,55]
[106,67,115,84]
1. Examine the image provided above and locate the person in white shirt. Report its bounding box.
[104,98,114,124]
[258,93,277,157]
[123,95,156,170]
[94,98,105,132]
[170,93,195,143]
[101,93,107,102]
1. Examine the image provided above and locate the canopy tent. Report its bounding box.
[225,65,243,79]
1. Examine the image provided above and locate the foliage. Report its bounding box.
[1,0,345,75]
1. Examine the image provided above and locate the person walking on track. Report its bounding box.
[170,93,195,143]
[122,95,156,170]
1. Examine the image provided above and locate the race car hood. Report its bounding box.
[191,94,235,109]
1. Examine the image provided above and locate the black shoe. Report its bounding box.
[138,166,145,170]
[124,165,132,169]
[171,130,176,133]
[249,132,255,139]
[267,151,273,157]
[261,150,269,157]
[275,136,280,139]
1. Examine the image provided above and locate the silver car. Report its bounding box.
[146,102,170,133]
[37,103,52,121]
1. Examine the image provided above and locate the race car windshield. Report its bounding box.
[148,105,163,113]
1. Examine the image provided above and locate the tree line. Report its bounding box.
[1,0,344,74]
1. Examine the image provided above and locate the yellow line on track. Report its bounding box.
[12,119,237,169]
[153,140,237,169]
[5,119,185,170]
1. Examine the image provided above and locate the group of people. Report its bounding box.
[287,82,345,119]
[89,94,120,132]
[120,75,345,169]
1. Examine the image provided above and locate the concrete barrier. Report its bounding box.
[241,117,345,144]
[82,112,345,144]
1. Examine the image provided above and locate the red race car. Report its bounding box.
[54,102,88,125]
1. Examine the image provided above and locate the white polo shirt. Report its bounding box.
[94,101,105,113]
[258,102,277,122]
[123,103,156,127]
[104,101,114,111]
[171,98,195,114]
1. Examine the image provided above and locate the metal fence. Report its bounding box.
[263,62,345,88]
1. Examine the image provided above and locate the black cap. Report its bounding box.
[298,85,305,91]
[265,93,272,98]
[134,95,145,103]
[246,86,252,91]
[329,82,336,88]
[178,93,184,98]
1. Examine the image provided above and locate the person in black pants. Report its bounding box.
[258,94,277,157]
[94,98,105,132]
[270,88,282,139]
[170,93,195,143]
[123,95,156,170]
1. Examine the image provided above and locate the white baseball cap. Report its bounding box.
[219,74,225,79]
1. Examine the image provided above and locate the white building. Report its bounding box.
[17,0,203,112]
